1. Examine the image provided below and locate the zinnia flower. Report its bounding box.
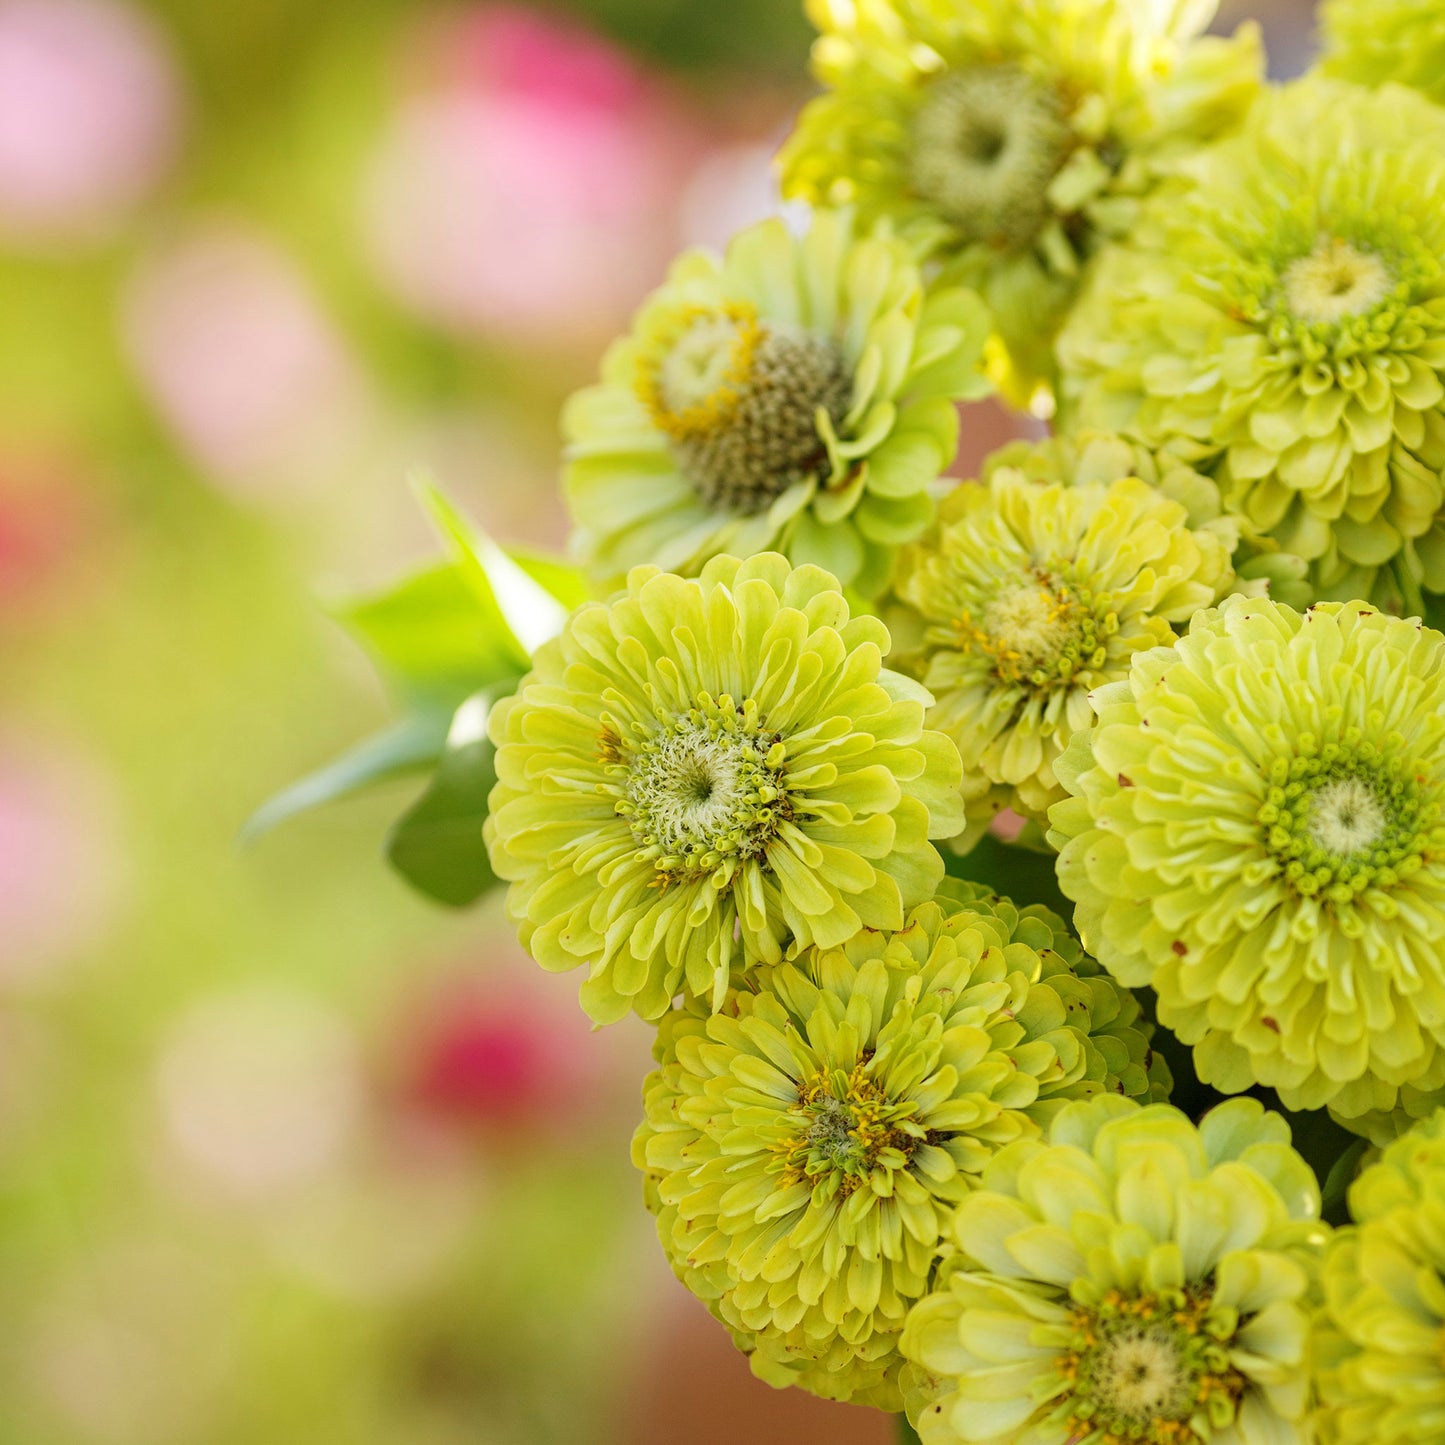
[563,209,991,595]
[1059,79,1445,612]
[632,896,1166,1408]
[1048,596,1445,1136]
[890,445,1235,843]
[484,553,964,1024]
[779,0,1260,401]
[939,876,1172,1108]
[901,1095,1327,1444]
[1317,1109,1445,1444]
[977,431,1313,608]
[1320,0,1445,107]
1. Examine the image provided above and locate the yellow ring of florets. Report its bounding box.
[634,301,765,443]
[951,570,1114,691]
[770,1058,926,1197]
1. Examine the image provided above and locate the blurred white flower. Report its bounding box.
[155,985,364,1200]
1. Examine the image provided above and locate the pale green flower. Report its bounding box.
[1048,596,1445,1136]
[938,877,1173,1107]
[562,209,991,596]
[484,553,963,1024]
[779,0,1260,402]
[981,431,1314,609]
[1060,79,1445,611]
[901,1096,1327,1444]
[891,452,1234,842]
[632,897,1166,1409]
[1320,0,1445,107]
[1317,1109,1445,1443]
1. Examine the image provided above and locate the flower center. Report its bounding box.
[1257,745,1441,901]
[911,65,1073,248]
[1058,1290,1245,1445]
[1307,776,1388,857]
[772,1060,924,1197]
[1282,237,1394,325]
[608,694,790,883]
[953,573,1105,690]
[633,300,852,515]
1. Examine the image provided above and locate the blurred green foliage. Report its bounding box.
[0,0,822,1438]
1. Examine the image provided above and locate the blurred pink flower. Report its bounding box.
[0,0,183,244]
[398,952,639,1137]
[0,449,93,607]
[121,223,371,498]
[364,4,697,349]
[0,732,122,984]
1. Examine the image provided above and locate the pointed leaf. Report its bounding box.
[242,713,450,843]
[416,478,571,662]
[385,693,504,908]
[332,563,525,711]
[508,547,594,611]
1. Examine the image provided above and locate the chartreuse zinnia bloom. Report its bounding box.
[562,209,991,596]
[1320,0,1445,107]
[631,896,1168,1408]
[779,0,1260,401]
[484,553,963,1024]
[1048,596,1445,1137]
[977,432,1314,609]
[890,445,1234,843]
[1317,1109,1445,1443]
[938,877,1172,1108]
[1060,79,1445,611]
[901,1096,1327,1445]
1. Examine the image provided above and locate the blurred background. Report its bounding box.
[0,1,1319,1441]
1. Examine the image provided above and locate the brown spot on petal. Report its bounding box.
[1262,1017,1281,1034]
[1171,941,1187,957]
[1118,774,1134,788]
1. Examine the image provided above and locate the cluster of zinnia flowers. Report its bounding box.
[416,0,1445,1438]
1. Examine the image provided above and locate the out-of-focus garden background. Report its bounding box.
[0,1,1320,1441]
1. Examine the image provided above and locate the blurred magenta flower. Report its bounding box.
[400,955,638,1136]
[0,0,183,244]
[364,3,698,349]
[121,223,371,497]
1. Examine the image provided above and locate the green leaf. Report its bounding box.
[1423,587,1445,637]
[1322,1138,1368,1226]
[896,1415,923,1445]
[248,485,585,850]
[384,691,505,908]
[416,478,574,661]
[943,832,1070,919]
[508,547,593,611]
[241,713,450,843]
[1281,1103,1357,1185]
[333,563,526,712]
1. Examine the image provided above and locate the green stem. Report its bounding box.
[896,1414,923,1444]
